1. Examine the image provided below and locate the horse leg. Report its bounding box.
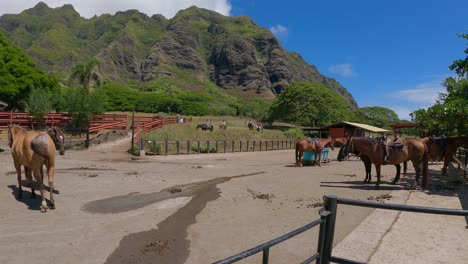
[375,165,381,189]
[363,157,371,183]
[298,151,303,167]
[412,160,420,189]
[33,166,48,212]
[14,162,23,199]
[317,151,321,167]
[392,164,401,184]
[441,157,449,176]
[46,162,55,209]
[421,153,429,190]
[25,167,36,198]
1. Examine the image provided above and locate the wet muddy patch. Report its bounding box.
[86,171,265,264]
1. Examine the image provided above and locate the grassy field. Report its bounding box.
[142,116,302,141]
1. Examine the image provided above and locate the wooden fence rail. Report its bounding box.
[139,139,296,155]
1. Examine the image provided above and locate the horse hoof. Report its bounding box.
[40,207,48,213]
[50,204,56,210]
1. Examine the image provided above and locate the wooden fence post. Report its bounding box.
[165,140,168,156]
[197,141,201,154]
[177,140,180,155]
[207,141,210,154]
[240,141,243,152]
[232,140,235,152]
[188,141,191,155]
[259,140,262,152]
[224,140,227,153]
[215,140,219,153]
[153,140,156,155]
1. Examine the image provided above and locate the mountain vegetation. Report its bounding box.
[0,2,406,129]
[0,3,357,108]
[0,32,58,110]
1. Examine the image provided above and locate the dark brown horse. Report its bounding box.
[343,137,429,189]
[422,136,468,175]
[8,125,57,212]
[337,137,401,184]
[295,137,335,167]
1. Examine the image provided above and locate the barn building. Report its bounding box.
[320,121,389,138]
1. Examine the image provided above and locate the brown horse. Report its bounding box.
[343,137,429,189]
[8,125,57,212]
[422,136,468,175]
[295,137,335,167]
[337,137,401,184]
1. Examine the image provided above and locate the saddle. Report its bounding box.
[307,137,320,148]
[387,138,404,151]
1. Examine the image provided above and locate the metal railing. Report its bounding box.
[139,139,296,155]
[454,147,468,178]
[213,194,468,264]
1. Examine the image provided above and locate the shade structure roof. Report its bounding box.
[321,121,390,133]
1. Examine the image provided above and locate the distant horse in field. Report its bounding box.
[342,137,429,189]
[256,122,263,133]
[422,136,468,175]
[337,137,401,184]
[295,137,335,167]
[219,124,227,130]
[8,125,58,212]
[196,124,213,132]
[248,122,254,131]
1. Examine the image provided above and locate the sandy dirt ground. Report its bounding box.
[0,137,466,264]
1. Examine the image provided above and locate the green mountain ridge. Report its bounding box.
[0,2,358,108]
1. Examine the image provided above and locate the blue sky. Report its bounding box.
[1,0,467,120]
[230,0,468,120]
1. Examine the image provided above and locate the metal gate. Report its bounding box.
[214,194,468,264]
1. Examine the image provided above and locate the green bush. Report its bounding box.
[283,127,305,139]
[191,143,217,153]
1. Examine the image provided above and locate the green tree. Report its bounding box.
[25,88,52,127]
[60,88,106,127]
[411,34,468,136]
[267,82,355,127]
[0,32,58,110]
[69,59,102,91]
[357,106,400,129]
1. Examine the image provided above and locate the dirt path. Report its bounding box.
[0,138,435,263]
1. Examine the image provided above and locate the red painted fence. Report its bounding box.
[0,112,178,143]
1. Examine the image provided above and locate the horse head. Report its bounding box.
[47,127,65,155]
[7,125,26,148]
[325,138,335,151]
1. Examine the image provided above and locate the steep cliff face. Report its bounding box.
[0,2,358,108]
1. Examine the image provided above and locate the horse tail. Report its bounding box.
[30,134,52,160]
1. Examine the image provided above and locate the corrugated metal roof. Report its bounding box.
[341,121,390,132]
[321,121,390,133]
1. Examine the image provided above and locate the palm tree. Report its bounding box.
[69,59,102,91]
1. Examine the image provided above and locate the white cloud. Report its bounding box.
[389,78,447,106]
[385,76,450,120]
[328,63,357,78]
[0,0,232,18]
[269,24,288,39]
